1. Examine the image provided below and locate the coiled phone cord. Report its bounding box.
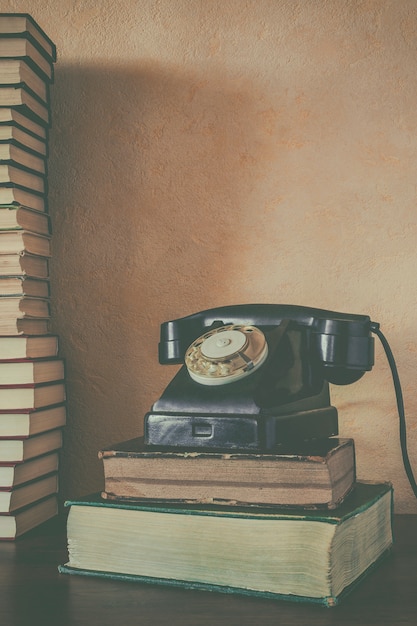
[371,322,417,500]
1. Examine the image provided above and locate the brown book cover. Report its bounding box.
[0,276,50,298]
[0,14,56,62]
[0,403,66,438]
[0,472,58,512]
[99,436,356,509]
[0,494,57,539]
[0,295,50,318]
[0,230,51,256]
[0,37,54,83]
[0,428,63,463]
[0,317,50,335]
[0,335,58,360]
[0,381,66,411]
[0,142,46,174]
[0,85,50,126]
[0,252,49,278]
[0,162,45,193]
[0,107,47,140]
[0,358,64,386]
[0,205,50,233]
[0,451,59,488]
[0,124,47,156]
[0,58,49,103]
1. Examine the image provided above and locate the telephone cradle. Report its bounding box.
[144,304,376,452]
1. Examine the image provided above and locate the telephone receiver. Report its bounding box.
[144,304,377,452]
[158,304,375,386]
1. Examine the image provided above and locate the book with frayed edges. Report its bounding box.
[58,481,393,607]
[99,436,355,508]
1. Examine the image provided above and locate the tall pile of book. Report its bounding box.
[0,14,65,540]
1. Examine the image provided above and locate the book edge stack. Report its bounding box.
[0,13,65,541]
[60,434,393,604]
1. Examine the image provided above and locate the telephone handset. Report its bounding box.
[159,304,375,385]
[143,304,376,452]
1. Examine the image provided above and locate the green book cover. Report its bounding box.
[59,482,393,607]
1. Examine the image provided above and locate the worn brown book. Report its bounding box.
[0,403,66,438]
[0,187,46,212]
[0,358,64,386]
[0,59,49,103]
[0,37,54,83]
[0,381,66,411]
[0,317,49,335]
[0,334,57,360]
[0,493,57,539]
[0,142,46,174]
[0,107,46,140]
[0,428,63,463]
[0,276,49,298]
[0,451,59,488]
[0,230,51,256]
[0,472,58,512]
[0,85,49,126]
[0,14,56,63]
[0,205,50,232]
[99,437,355,508]
[0,251,49,278]
[0,295,50,318]
[0,124,47,156]
[0,162,45,192]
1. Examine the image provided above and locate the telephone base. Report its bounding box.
[144,406,338,452]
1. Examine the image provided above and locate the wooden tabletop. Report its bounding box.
[1,514,416,626]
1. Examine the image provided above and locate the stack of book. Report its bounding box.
[0,14,65,540]
[60,434,393,606]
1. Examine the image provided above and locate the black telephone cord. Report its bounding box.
[371,322,417,500]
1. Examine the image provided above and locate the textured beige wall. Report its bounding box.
[7,0,417,511]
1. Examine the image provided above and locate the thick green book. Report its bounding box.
[58,481,393,607]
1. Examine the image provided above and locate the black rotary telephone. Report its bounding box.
[144,304,375,450]
[143,304,417,499]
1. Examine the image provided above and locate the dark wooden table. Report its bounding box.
[1,514,416,626]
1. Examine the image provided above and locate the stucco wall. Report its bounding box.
[6,0,417,512]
